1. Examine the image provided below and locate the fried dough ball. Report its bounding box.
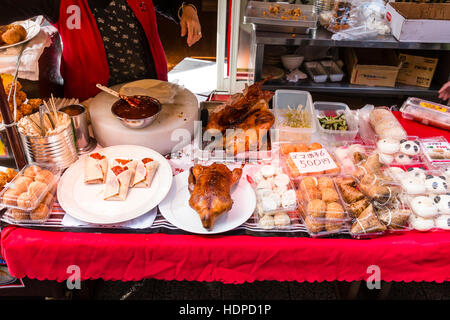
[1,25,27,45]
[308,142,323,151]
[14,110,23,122]
[17,192,38,209]
[300,177,317,190]
[306,199,327,218]
[41,192,54,207]
[27,99,43,111]
[5,168,18,182]
[321,187,340,203]
[2,188,21,206]
[12,175,33,193]
[23,165,42,179]
[304,215,324,233]
[5,81,22,93]
[8,90,27,106]
[30,203,49,221]
[325,202,345,232]
[317,177,334,191]
[34,170,54,185]
[0,172,8,188]
[28,181,47,198]
[11,209,29,221]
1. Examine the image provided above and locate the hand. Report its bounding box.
[180,5,202,47]
[438,81,450,101]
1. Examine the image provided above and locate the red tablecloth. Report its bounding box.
[1,112,450,284]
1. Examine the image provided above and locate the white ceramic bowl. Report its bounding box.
[281,55,305,71]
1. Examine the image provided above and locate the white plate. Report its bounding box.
[0,20,41,50]
[159,170,256,234]
[57,145,173,224]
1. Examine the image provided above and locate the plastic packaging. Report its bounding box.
[246,164,297,230]
[304,61,328,83]
[279,142,341,180]
[400,97,450,131]
[333,143,375,175]
[375,135,425,166]
[295,175,351,237]
[272,90,316,144]
[327,0,353,32]
[0,163,61,211]
[320,60,344,82]
[314,102,358,144]
[367,107,407,141]
[419,136,450,168]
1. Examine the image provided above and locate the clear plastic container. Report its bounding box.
[320,60,344,82]
[4,184,57,224]
[368,107,407,141]
[400,97,450,131]
[304,61,328,83]
[245,164,298,229]
[272,90,316,144]
[375,135,426,166]
[314,102,358,144]
[279,142,342,181]
[419,136,450,167]
[294,175,351,237]
[0,163,61,211]
[332,142,375,175]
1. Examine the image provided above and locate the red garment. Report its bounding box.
[1,113,450,283]
[54,0,168,101]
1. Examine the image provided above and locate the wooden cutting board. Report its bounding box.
[89,80,198,155]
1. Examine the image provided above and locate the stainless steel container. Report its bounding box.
[19,113,79,170]
[59,104,94,152]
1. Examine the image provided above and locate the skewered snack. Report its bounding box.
[206,80,274,155]
[188,163,242,229]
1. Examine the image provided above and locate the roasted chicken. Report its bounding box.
[188,163,243,229]
[206,80,275,155]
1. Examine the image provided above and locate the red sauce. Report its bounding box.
[90,153,105,160]
[111,95,161,120]
[111,166,128,176]
[115,159,131,165]
[142,158,153,164]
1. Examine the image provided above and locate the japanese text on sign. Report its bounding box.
[289,148,337,174]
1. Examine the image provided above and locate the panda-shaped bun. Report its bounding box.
[406,167,426,181]
[399,139,421,156]
[425,175,448,194]
[433,194,450,214]
[411,196,438,218]
[395,153,413,164]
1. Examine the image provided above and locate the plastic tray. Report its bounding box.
[367,107,407,141]
[314,102,358,144]
[375,135,425,166]
[279,142,342,181]
[400,97,450,131]
[294,176,351,237]
[0,163,61,211]
[246,164,298,230]
[320,60,344,82]
[333,143,375,175]
[304,61,328,83]
[272,90,316,144]
[419,136,450,167]
[4,184,57,224]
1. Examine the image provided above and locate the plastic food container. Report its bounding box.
[304,61,328,83]
[314,102,358,144]
[333,143,376,175]
[4,184,57,224]
[0,163,61,211]
[279,142,342,181]
[272,90,316,144]
[246,164,298,229]
[375,135,425,166]
[400,97,450,131]
[419,136,450,167]
[320,60,344,82]
[295,175,351,237]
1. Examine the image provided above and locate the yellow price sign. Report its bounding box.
[420,101,448,113]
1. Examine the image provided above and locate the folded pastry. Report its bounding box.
[84,153,108,184]
[351,204,386,234]
[104,165,133,201]
[112,159,138,186]
[338,183,364,204]
[132,158,159,188]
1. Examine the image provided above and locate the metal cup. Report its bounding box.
[59,104,91,151]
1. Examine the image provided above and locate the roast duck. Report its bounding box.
[206,80,275,155]
[188,163,243,229]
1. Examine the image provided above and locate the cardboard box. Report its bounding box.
[397,53,438,88]
[345,48,402,87]
[386,3,450,42]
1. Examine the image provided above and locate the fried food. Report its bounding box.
[317,177,334,191]
[377,208,411,230]
[30,203,50,221]
[11,209,29,221]
[23,165,42,179]
[304,215,324,233]
[338,183,364,204]
[321,187,340,203]
[1,24,27,45]
[306,199,326,218]
[5,168,18,182]
[0,172,8,188]
[2,188,21,206]
[351,204,386,235]
[325,202,345,232]
[35,170,54,185]
[11,175,33,193]
[17,192,38,210]
[349,198,370,218]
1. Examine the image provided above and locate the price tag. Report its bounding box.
[420,101,448,113]
[289,148,337,174]
[421,141,450,163]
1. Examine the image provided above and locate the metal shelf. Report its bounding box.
[254,28,450,51]
[262,79,441,96]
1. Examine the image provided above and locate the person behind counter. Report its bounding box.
[439,81,450,102]
[0,0,202,101]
